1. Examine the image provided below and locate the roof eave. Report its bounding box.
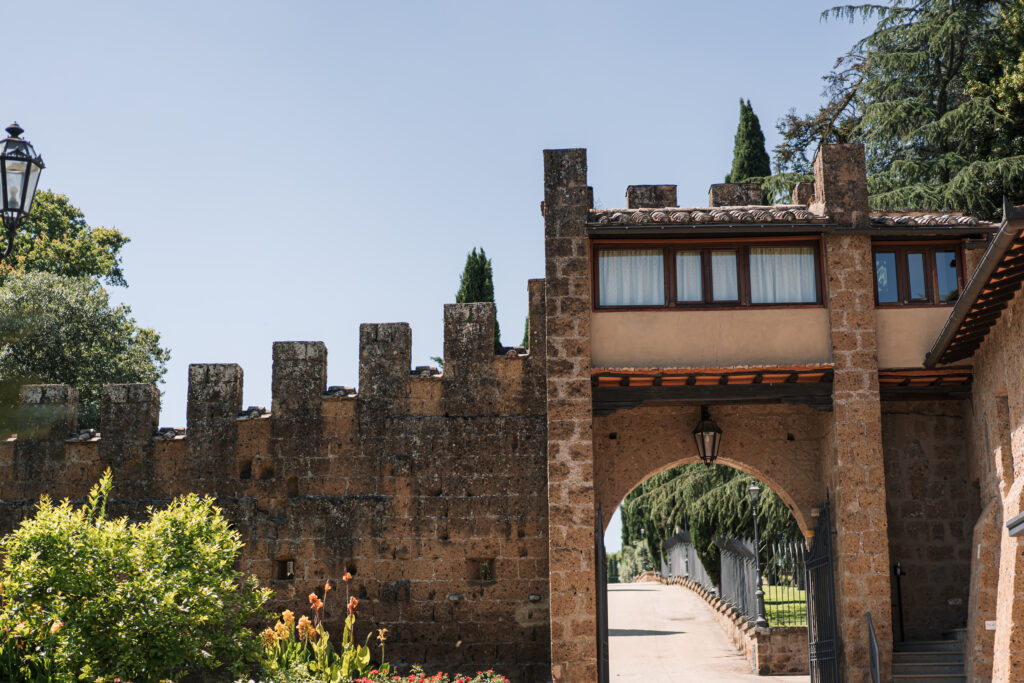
[924,198,1024,368]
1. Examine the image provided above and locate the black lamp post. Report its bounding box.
[748,482,769,628]
[0,122,45,263]
[692,405,722,466]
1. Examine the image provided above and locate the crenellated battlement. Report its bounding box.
[0,281,552,680]
[2,280,546,457]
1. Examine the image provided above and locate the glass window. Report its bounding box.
[935,251,959,302]
[675,251,703,302]
[749,246,817,304]
[598,249,665,306]
[875,252,898,303]
[907,252,927,300]
[711,250,738,301]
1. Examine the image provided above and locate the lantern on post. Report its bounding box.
[0,122,45,263]
[692,405,722,466]
[748,482,769,628]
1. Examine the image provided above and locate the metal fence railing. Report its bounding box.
[764,540,808,627]
[661,531,715,593]
[717,537,759,621]
[663,532,807,627]
[718,537,808,627]
[867,612,880,683]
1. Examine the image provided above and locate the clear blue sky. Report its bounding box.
[7,1,870,552]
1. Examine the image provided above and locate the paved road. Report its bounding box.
[608,582,810,682]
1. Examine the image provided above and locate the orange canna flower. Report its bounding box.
[324,580,332,593]
[343,571,352,583]
[376,627,388,644]
[297,615,315,641]
[282,609,295,627]
[347,596,359,615]
[274,621,288,640]
[49,621,63,635]
[260,627,278,647]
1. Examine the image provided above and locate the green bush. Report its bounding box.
[0,469,270,682]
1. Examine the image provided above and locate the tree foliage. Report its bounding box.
[0,470,269,681]
[725,99,772,184]
[616,544,648,584]
[0,190,129,287]
[620,464,802,586]
[0,273,170,430]
[455,247,502,351]
[775,0,1024,219]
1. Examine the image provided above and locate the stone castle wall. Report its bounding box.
[960,266,1024,682]
[880,401,975,641]
[0,286,552,682]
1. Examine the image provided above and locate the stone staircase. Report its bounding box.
[892,628,966,682]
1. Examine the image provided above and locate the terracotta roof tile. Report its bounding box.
[588,205,827,226]
[869,212,992,227]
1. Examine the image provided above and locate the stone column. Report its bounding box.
[543,148,597,682]
[824,231,894,682]
[817,143,893,681]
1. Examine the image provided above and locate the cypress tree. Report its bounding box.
[455,247,502,352]
[725,99,772,184]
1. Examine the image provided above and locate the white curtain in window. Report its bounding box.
[676,251,703,301]
[711,251,738,300]
[749,246,816,303]
[599,249,665,306]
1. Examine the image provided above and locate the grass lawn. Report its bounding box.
[763,584,807,627]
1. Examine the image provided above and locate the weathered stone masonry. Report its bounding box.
[0,287,552,682]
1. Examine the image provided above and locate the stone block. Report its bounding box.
[709,182,762,206]
[626,184,677,208]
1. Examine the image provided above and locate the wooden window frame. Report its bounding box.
[591,236,825,311]
[871,240,965,308]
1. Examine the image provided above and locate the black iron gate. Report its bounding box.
[805,496,840,682]
[595,505,609,683]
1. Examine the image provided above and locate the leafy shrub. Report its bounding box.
[0,470,270,682]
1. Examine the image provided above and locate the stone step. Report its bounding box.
[942,627,967,642]
[892,676,966,682]
[894,662,967,675]
[894,639,963,653]
[894,651,964,664]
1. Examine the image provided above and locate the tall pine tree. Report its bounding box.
[774,1,1024,220]
[456,247,502,352]
[725,99,772,184]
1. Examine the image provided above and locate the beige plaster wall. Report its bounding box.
[591,309,831,369]
[875,307,952,369]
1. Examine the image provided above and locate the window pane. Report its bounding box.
[675,251,703,302]
[875,252,898,303]
[935,250,959,302]
[711,251,738,301]
[749,246,817,303]
[907,252,927,300]
[598,249,665,306]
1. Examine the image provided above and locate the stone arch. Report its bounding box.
[594,403,828,538]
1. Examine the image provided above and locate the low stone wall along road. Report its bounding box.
[608,583,810,682]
